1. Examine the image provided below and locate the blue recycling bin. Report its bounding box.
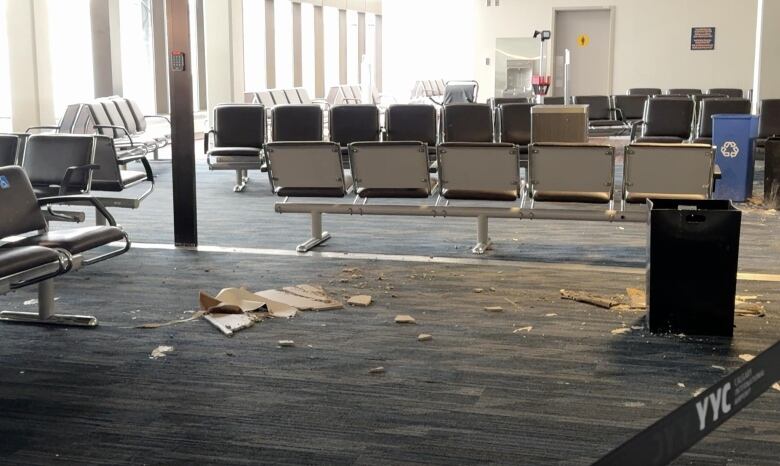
[712,114,759,202]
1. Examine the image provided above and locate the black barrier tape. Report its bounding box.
[594,340,780,466]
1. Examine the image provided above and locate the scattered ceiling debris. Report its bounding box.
[395,314,416,324]
[611,327,631,335]
[347,295,373,307]
[484,306,504,313]
[278,340,295,347]
[369,366,385,374]
[623,401,646,408]
[693,387,706,397]
[773,383,780,393]
[150,345,174,359]
[739,354,755,362]
[417,333,433,342]
[513,326,533,333]
[561,289,621,309]
[473,288,484,293]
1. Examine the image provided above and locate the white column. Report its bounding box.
[752,0,780,111]
[203,0,244,117]
[6,0,54,131]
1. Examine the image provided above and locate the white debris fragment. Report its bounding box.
[513,326,533,333]
[611,327,631,335]
[150,345,174,359]
[417,334,433,342]
[693,388,706,397]
[369,366,385,374]
[395,315,416,324]
[278,340,295,347]
[739,354,755,362]
[623,401,645,408]
[677,382,686,388]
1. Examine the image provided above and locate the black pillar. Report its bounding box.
[166,0,198,247]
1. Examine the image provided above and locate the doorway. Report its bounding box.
[552,7,614,98]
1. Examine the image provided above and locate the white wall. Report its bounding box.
[382,0,476,102]
[473,0,759,99]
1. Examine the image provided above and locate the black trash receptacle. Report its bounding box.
[647,199,742,337]
[765,137,780,209]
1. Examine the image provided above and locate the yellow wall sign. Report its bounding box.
[577,34,590,47]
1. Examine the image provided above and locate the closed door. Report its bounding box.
[553,9,613,97]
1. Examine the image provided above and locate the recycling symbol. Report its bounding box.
[721,141,740,158]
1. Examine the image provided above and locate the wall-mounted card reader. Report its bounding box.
[170,51,186,72]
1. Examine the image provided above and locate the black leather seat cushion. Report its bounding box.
[356,187,429,198]
[274,187,345,197]
[0,246,61,278]
[613,95,647,121]
[643,99,694,138]
[500,103,532,145]
[207,147,262,157]
[697,98,751,138]
[17,226,126,254]
[628,88,661,96]
[213,105,265,148]
[0,135,19,167]
[759,99,780,139]
[329,105,380,146]
[441,188,517,201]
[91,170,147,192]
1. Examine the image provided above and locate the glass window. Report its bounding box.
[243,0,266,91]
[365,13,376,93]
[301,2,315,96]
[274,0,293,88]
[0,0,11,131]
[119,0,155,113]
[346,10,358,85]
[323,6,339,91]
[47,0,94,119]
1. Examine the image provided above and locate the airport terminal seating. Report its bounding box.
[21,134,98,198]
[667,88,702,96]
[271,104,324,142]
[496,103,532,166]
[631,97,695,143]
[384,104,438,166]
[329,104,381,157]
[205,104,267,193]
[0,165,130,326]
[613,95,647,125]
[543,96,566,105]
[0,134,20,166]
[693,98,751,144]
[707,88,743,98]
[441,103,493,142]
[270,138,715,254]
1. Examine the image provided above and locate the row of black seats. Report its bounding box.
[204,102,534,192]
[0,165,130,327]
[626,88,745,98]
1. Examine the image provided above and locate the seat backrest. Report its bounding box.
[435,79,446,95]
[91,135,123,191]
[708,88,743,98]
[643,98,694,138]
[613,95,647,120]
[270,89,289,105]
[528,143,614,203]
[125,98,148,132]
[22,134,96,193]
[0,166,47,237]
[84,102,117,138]
[213,104,266,148]
[759,99,780,138]
[627,88,661,96]
[272,105,323,142]
[0,134,19,167]
[385,104,437,146]
[57,104,84,134]
[442,103,493,142]
[326,86,341,105]
[98,98,130,138]
[329,105,380,146]
[265,142,346,197]
[667,88,702,96]
[443,82,478,104]
[623,143,713,203]
[437,143,519,201]
[572,95,612,120]
[499,103,533,145]
[349,142,431,198]
[696,98,751,139]
[257,91,276,108]
[490,97,529,108]
[110,97,138,134]
[296,88,312,104]
[284,89,303,104]
[422,80,434,97]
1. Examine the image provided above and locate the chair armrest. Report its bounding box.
[38,195,117,227]
[611,107,625,122]
[94,125,135,148]
[60,164,100,196]
[26,125,60,133]
[144,114,172,126]
[204,129,216,153]
[630,120,645,141]
[117,154,155,183]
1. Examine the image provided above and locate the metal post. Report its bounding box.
[166,0,198,247]
[296,211,332,253]
[95,207,107,226]
[563,49,571,105]
[473,215,492,254]
[38,279,54,320]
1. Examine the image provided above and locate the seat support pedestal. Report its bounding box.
[0,279,98,327]
[472,215,492,255]
[297,211,331,253]
[234,170,247,192]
